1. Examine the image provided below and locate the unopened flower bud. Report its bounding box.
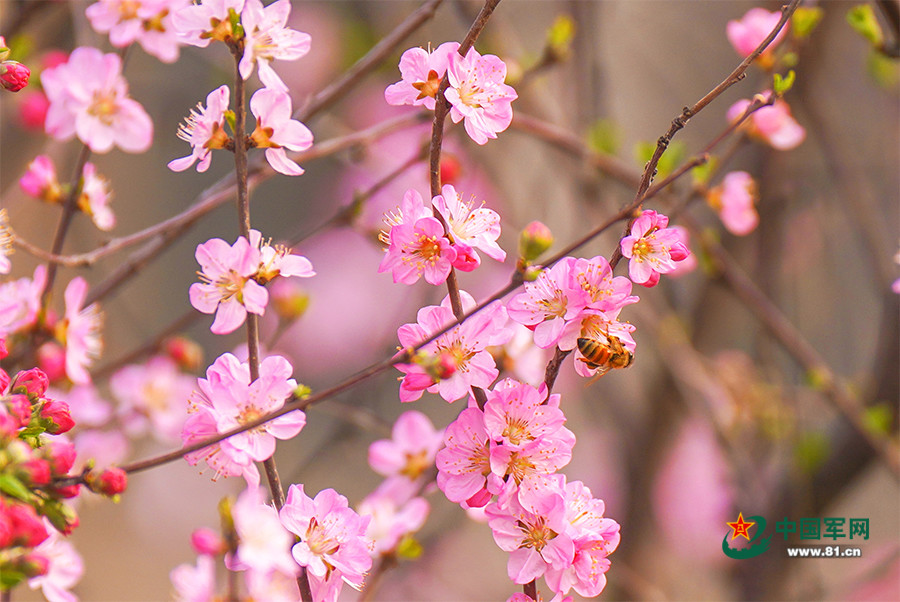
[270,279,310,321]
[40,499,79,533]
[12,368,49,398]
[421,351,457,381]
[85,466,127,497]
[518,221,553,263]
[0,60,30,92]
[164,336,203,373]
[191,527,226,556]
[44,439,76,476]
[19,458,51,487]
[4,394,32,427]
[8,503,49,547]
[440,154,463,185]
[40,400,75,435]
[0,337,8,359]
[0,37,9,61]
[15,552,50,579]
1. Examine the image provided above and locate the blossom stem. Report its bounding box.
[39,144,92,308]
[523,580,537,600]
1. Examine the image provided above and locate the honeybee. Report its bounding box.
[576,331,634,377]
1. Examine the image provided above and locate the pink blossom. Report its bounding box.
[543,480,620,598]
[378,213,457,286]
[384,42,459,110]
[1,60,30,92]
[619,210,690,287]
[86,0,188,63]
[168,85,231,173]
[231,486,297,576]
[41,47,153,153]
[434,184,506,267]
[53,384,111,427]
[0,265,45,336]
[78,162,115,231]
[726,7,787,58]
[27,523,83,602]
[182,403,260,487]
[171,0,245,47]
[496,322,552,386]
[193,353,303,464]
[396,292,511,402]
[727,94,805,150]
[482,379,565,448]
[368,410,444,486]
[507,258,590,348]
[358,491,429,556]
[485,478,574,584]
[708,171,759,235]
[170,554,216,602]
[445,47,518,145]
[488,432,576,515]
[571,255,638,313]
[61,277,103,385]
[249,87,313,176]
[189,235,268,335]
[249,230,315,283]
[239,0,311,91]
[278,485,373,599]
[19,155,62,202]
[435,405,492,507]
[110,355,194,443]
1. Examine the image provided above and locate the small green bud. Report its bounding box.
[847,5,884,48]
[518,221,553,263]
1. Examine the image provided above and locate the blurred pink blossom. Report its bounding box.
[41,47,153,153]
[708,171,759,235]
[728,94,805,151]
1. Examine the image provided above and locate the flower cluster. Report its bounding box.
[436,379,620,597]
[0,267,103,387]
[189,231,315,335]
[0,363,85,597]
[507,253,641,378]
[386,42,518,145]
[182,353,305,488]
[86,0,188,63]
[378,185,505,286]
[20,155,115,231]
[168,0,314,176]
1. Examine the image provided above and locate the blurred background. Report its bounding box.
[1,0,898,600]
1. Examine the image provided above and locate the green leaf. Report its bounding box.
[691,156,718,186]
[792,7,824,39]
[847,5,884,48]
[587,118,620,155]
[546,15,575,61]
[0,473,35,503]
[773,70,796,96]
[867,48,900,89]
[794,431,831,474]
[862,403,894,436]
[634,140,685,180]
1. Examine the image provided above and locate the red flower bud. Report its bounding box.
[40,400,75,434]
[36,342,67,383]
[8,502,49,547]
[44,439,77,476]
[0,337,8,359]
[13,368,49,397]
[20,458,51,486]
[0,60,30,92]
[86,466,127,497]
[163,336,203,373]
[4,394,32,427]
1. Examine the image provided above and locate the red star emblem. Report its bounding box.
[727,512,755,541]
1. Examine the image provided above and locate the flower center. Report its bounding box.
[88,90,119,125]
[400,449,430,479]
[518,517,557,552]
[412,69,442,100]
